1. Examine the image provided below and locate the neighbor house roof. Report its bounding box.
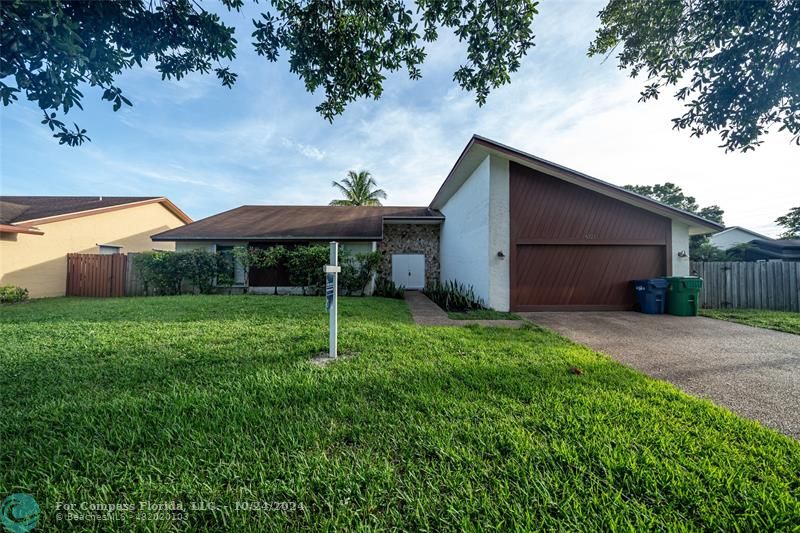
[152,206,444,242]
[430,135,724,235]
[711,226,774,241]
[745,239,800,261]
[0,196,192,234]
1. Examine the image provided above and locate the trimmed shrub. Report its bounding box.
[285,245,329,295]
[424,280,485,312]
[0,285,29,304]
[340,250,382,296]
[181,249,218,294]
[132,251,184,295]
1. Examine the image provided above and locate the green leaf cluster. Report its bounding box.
[623,182,726,259]
[373,277,405,299]
[330,171,387,206]
[590,0,800,152]
[775,206,800,240]
[2,0,538,143]
[339,250,383,296]
[0,285,29,304]
[423,279,485,311]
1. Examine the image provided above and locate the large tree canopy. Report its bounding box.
[623,182,724,224]
[776,206,800,239]
[590,0,800,152]
[623,182,724,259]
[0,0,537,145]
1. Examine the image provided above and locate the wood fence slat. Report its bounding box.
[84,255,91,296]
[110,255,117,296]
[66,254,73,296]
[93,255,98,297]
[738,262,744,308]
[91,255,97,297]
[102,255,108,297]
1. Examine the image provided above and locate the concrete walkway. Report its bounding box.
[404,291,524,328]
[520,311,800,439]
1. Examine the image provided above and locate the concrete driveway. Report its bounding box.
[520,312,800,439]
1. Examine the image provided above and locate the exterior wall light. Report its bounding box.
[677,250,688,258]
[497,251,505,258]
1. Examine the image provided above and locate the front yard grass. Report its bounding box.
[447,308,522,320]
[2,296,799,530]
[701,308,800,335]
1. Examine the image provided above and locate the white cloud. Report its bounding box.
[281,138,326,161]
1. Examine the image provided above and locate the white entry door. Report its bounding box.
[391,254,425,289]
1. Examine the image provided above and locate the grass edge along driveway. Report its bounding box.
[1,296,799,531]
[701,308,800,335]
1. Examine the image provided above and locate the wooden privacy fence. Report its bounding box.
[67,253,128,297]
[124,252,152,296]
[691,261,800,311]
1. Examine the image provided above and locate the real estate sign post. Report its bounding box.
[324,241,340,358]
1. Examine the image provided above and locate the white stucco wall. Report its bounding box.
[671,221,690,276]
[709,229,761,250]
[439,155,491,304]
[488,156,510,311]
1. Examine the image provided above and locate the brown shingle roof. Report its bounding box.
[152,206,443,241]
[0,196,192,226]
[0,196,160,224]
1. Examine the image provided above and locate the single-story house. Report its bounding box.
[153,135,722,311]
[710,226,774,250]
[153,205,444,291]
[0,196,191,297]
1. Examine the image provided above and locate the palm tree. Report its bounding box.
[330,170,387,206]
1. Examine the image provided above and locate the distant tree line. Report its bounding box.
[624,182,798,261]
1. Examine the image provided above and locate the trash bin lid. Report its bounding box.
[634,278,669,289]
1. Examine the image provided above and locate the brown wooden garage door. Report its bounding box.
[513,244,666,311]
[509,161,671,311]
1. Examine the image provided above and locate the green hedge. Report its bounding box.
[132,246,382,296]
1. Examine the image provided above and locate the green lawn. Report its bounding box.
[701,308,800,335]
[1,296,799,531]
[447,309,522,320]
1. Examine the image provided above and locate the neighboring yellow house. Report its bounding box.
[0,196,191,298]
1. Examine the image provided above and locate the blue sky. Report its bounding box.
[1,0,797,236]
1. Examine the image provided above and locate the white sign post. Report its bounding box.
[323,241,340,359]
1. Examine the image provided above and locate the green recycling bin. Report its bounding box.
[665,276,702,316]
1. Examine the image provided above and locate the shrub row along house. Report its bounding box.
[152,135,722,311]
[0,196,190,297]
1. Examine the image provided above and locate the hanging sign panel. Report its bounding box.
[326,273,334,312]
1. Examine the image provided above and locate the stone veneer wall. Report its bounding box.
[378,223,441,288]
